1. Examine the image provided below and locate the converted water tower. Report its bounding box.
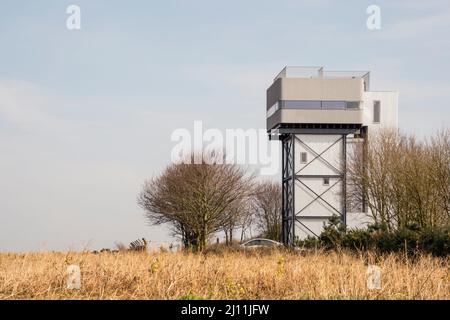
[266,67,398,246]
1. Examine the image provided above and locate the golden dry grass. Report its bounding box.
[0,250,448,300]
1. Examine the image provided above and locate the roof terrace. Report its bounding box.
[274,66,370,90]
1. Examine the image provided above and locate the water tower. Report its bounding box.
[266,66,398,246]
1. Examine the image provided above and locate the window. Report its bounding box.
[245,240,260,246]
[300,152,307,163]
[323,177,330,186]
[283,100,321,109]
[346,101,360,109]
[373,101,381,123]
[322,101,346,109]
[279,100,359,110]
[266,101,279,118]
[260,240,277,247]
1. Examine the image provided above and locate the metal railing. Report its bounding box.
[274,67,370,86]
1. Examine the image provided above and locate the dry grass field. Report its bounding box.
[0,250,448,300]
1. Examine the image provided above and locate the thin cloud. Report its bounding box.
[0,79,68,132]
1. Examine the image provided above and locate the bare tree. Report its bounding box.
[347,128,450,231]
[239,200,254,242]
[222,200,241,245]
[252,181,282,241]
[347,129,400,231]
[429,129,450,224]
[138,152,255,251]
[222,196,255,245]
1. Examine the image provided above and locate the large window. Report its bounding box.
[283,100,321,109]
[373,101,381,123]
[322,101,346,109]
[279,100,360,110]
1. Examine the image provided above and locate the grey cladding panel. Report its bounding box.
[267,78,282,109]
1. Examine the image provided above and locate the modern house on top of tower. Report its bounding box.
[266,66,398,245]
[267,66,398,135]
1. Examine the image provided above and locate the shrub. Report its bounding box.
[420,226,450,257]
[297,215,450,257]
[341,228,371,251]
[318,215,345,249]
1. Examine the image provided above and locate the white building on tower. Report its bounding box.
[266,66,398,244]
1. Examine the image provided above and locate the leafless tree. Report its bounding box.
[347,128,450,231]
[222,200,241,245]
[429,129,450,224]
[222,196,255,245]
[252,181,282,241]
[239,200,255,242]
[138,152,255,251]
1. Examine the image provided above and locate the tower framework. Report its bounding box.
[279,125,361,245]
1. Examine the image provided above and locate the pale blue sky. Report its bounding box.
[1,0,449,251]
